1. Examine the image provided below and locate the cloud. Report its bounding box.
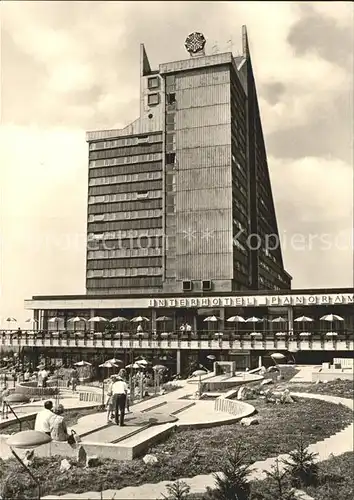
[0,1,352,324]
[270,156,353,288]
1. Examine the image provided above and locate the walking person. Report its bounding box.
[111,375,128,426]
[69,367,79,392]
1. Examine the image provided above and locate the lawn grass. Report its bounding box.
[304,451,354,500]
[0,396,352,498]
[287,378,354,400]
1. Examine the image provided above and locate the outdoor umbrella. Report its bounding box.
[326,332,338,337]
[275,331,287,337]
[271,317,287,323]
[74,361,92,366]
[204,316,219,322]
[156,315,172,334]
[106,358,122,365]
[25,319,38,331]
[68,317,87,333]
[294,316,313,334]
[88,316,107,322]
[126,363,141,369]
[320,314,344,322]
[99,361,118,369]
[153,364,167,371]
[48,317,62,331]
[6,317,17,323]
[68,317,87,323]
[136,359,149,366]
[206,354,216,360]
[299,332,312,337]
[131,316,150,322]
[250,331,262,337]
[246,317,262,333]
[110,316,128,323]
[227,316,245,322]
[192,369,207,397]
[214,332,223,338]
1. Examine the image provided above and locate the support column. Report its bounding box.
[258,355,262,368]
[176,349,181,375]
[34,310,39,331]
[90,309,95,332]
[193,315,197,334]
[219,308,225,332]
[151,309,156,334]
[288,307,293,335]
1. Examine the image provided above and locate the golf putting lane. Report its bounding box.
[81,422,148,443]
[80,401,193,443]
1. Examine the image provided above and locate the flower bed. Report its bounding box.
[0,397,352,498]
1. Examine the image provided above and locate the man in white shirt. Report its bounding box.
[34,400,54,436]
[111,376,128,426]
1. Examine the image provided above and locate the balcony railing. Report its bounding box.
[1,329,353,351]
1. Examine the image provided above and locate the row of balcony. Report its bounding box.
[1,330,353,351]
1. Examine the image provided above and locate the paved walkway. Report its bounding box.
[42,391,354,500]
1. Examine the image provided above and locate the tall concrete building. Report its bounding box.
[86,27,292,296]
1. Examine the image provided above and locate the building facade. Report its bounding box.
[6,28,352,375]
[86,27,291,296]
[2,288,353,374]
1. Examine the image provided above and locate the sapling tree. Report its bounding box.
[204,444,252,500]
[282,433,319,487]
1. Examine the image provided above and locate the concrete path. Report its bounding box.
[42,392,353,500]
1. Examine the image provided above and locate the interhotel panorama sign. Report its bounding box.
[148,293,354,308]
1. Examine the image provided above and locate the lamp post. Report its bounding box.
[7,430,52,499]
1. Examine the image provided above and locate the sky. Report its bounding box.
[0,1,353,326]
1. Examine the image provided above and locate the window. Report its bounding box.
[148,93,160,106]
[148,77,159,89]
[166,153,176,165]
[167,93,176,105]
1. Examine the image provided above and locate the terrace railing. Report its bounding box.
[1,329,353,351]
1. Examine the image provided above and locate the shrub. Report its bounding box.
[282,433,319,488]
[204,445,252,500]
[162,480,191,500]
[251,459,297,500]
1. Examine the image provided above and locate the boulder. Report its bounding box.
[60,459,71,472]
[143,454,158,465]
[76,445,87,466]
[237,386,255,400]
[293,489,315,500]
[85,455,99,468]
[261,378,273,386]
[240,417,259,426]
[280,389,295,404]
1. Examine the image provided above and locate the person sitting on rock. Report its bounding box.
[50,404,69,441]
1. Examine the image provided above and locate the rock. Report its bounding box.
[85,455,99,468]
[293,489,315,499]
[237,386,256,401]
[261,378,273,386]
[60,459,71,472]
[280,389,295,404]
[240,417,259,426]
[77,445,87,466]
[143,454,158,465]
